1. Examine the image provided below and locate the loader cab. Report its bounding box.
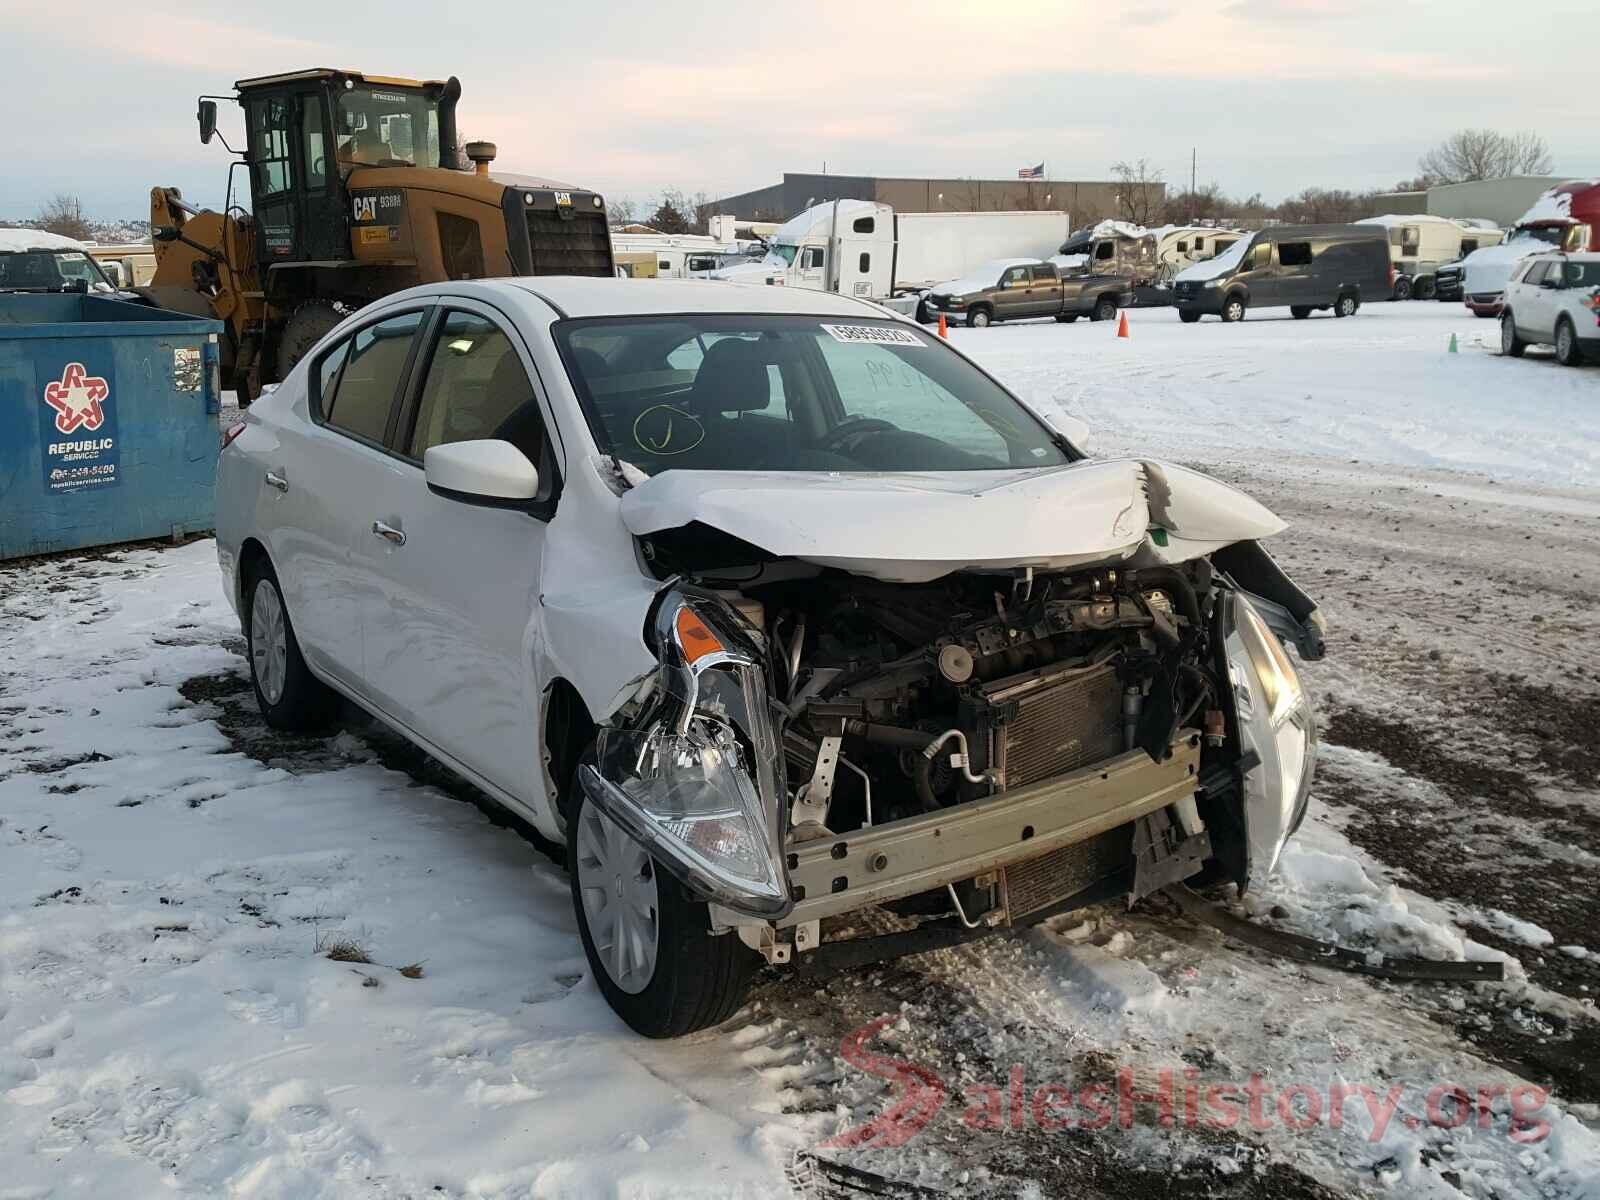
[231,70,457,270]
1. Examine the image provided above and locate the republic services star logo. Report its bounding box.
[43,363,110,435]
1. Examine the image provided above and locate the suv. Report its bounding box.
[925,258,1132,327]
[216,277,1323,1038]
[1500,252,1600,366]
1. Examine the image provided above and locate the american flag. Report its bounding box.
[1017,162,1044,179]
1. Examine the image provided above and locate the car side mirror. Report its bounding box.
[198,99,218,146]
[424,439,539,508]
[1038,411,1092,454]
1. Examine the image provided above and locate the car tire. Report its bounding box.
[278,301,345,380]
[1500,313,1527,358]
[243,560,337,731]
[967,307,993,328]
[1290,306,1312,320]
[1333,293,1358,318]
[914,300,931,324]
[1221,295,1246,323]
[1054,313,1079,323]
[1414,277,1435,301]
[568,782,758,1038]
[1393,277,1412,301]
[1178,310,1202,324]
[1555,317,1584,366]
[1091,295,1118,322]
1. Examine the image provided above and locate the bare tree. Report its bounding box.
[1419,129,1553,184]
[1273,187,1379,224]
[36,193,92,240]
[1110,160,1164,226]
[606,197,636,226]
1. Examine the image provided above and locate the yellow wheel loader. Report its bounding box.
[146,69,613,400]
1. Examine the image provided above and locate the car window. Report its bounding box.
[407,311,545,468]
[1521,261,1549,285]
[1248,242,1271,270]
[323,311,423,444]
[316,339,350,413]
[1030,264,1057,282]
[1561,261,1600,287]
[1277,242,1313,267]
[1003,266,1029,287]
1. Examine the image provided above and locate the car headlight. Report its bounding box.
[1225,592,1317,883]
[580,588,789,918]
[948,296,966,305]
[1204,278,1222,289]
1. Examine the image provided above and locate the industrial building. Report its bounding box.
[1372,176,1578,227]
[701,172,1153,224]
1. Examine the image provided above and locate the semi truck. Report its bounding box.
[1461,180,1600,317]
[709,200,1071,318]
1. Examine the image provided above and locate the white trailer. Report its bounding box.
[1355,215,1505,299]
[610,232,746,279]
[709,200,1071,316]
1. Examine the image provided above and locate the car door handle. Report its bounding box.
[371,520,406,547]
[264,471,288,493]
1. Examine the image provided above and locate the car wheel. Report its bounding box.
[1290,306,1312,320]
[1393,277,1412,301]
[1221,295,1246,323]
[1415,277,1435,301]
[568,784,758,1038]
[1054,313,1079,323]
[1555,317,1584,366]
[967,307,992,328]
[1091,295,1118,322]
[1178,310,1202,324]
[244,561,336,731]
[1500,313,1527,358]
[1333,293,1358,318]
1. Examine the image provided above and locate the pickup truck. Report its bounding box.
[923,258,1133,327]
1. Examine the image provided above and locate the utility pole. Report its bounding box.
[1191,147,1197,220]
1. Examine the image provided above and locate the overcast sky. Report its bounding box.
[3,0,1594,220]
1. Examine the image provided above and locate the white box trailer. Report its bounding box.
[1355,215,1505,299]
[710,200,1071,316]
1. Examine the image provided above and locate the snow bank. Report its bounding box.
[1173,233,1253,282]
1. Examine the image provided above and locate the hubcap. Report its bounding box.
[576,803,659,994]
[250,580,289,706]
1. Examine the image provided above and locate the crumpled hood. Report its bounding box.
[618,459,1286,584]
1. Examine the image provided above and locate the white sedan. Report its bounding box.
[216,277,1323,1037]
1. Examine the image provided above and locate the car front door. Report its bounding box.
[1238,240,1278,306]
[797,245,827,290]
[275,307,428,688]
[996,265,1032,318]
[1513,261,1551,337]
[358,301,559,803]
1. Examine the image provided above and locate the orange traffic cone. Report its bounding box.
[937,313,949,338]
[1116,311,1130,339]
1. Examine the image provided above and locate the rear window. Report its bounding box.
[323,311,423,445]
[1559,261,1600,287]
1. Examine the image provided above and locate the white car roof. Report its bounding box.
[499,276,896,320]
[1530,250,1600,262]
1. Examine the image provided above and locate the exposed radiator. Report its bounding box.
[1002,826,1133,920]
[983,660,1124,790]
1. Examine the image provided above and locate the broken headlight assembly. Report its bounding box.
[578,588,790,919]
[1225,591,1317,883]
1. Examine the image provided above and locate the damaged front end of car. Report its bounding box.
[579,464,1323,970]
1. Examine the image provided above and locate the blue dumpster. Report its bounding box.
[0,294,223,560]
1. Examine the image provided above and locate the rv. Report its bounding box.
[710,200,1071,318]
[610,232,746,280]
[85,242,159,288]
[1462,180,1600,317]
[1354,215,1505,299]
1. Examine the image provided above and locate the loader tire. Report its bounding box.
[277,302,347,382]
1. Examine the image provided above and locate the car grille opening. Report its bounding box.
[525,210,613,276]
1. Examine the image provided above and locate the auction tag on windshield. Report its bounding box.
[820,324,926,348]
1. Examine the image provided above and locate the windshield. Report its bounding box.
[0,250,114,292]
[556,315,1070,475]
[336,85,440,167]
[764,243,800,267]
[1523,227,1565,247]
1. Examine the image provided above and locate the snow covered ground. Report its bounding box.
[3,301,1598,1198]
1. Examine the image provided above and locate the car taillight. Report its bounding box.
[1388,265,1396,287]
[220,421,247,453]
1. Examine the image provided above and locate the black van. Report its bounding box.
[1172,225,1392,322]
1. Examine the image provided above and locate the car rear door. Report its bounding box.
[1027,263,1063,317]
[276,307,429,689]
[1274,239,1315,306]
[357,299,559,802]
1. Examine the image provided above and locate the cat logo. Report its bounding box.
[352,195,379,222]
[554,192,573,207]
